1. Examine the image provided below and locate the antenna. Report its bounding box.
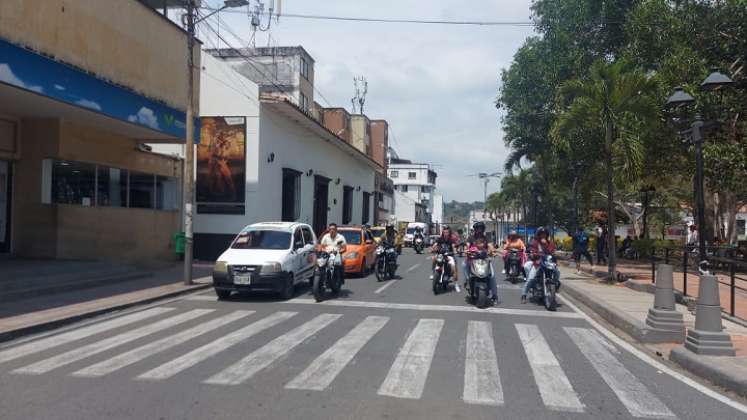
[351,76,368,114]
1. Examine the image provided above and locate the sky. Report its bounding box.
[199,0,537,202]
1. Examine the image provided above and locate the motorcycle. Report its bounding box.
[506,249,524,284]
[413,235,425,254]
[467,250,493,308]
[375,243,398,281]
[432,248,454,295]
[529,255,559,311]
[313,247,343,302]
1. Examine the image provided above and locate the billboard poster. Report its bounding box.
[196,116,246,210]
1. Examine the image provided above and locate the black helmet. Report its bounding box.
[473,221,486,232]
[536,227,547,237]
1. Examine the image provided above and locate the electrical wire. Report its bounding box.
[199,7,535,26]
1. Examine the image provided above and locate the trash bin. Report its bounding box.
[173,232,186,260]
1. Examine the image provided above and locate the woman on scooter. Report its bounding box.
[501,230,526,274]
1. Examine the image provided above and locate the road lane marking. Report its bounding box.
[137,311,297,381]
[286,298,584,319]
[204,313,341,385]
[71,310,254,377]
[515,324,584,413]
[374,281,396,294]
[406,263,421,272]
[285,315,389,391]
[184,295,217,301]
[0,307,174,364]
[13,309,212,375]
[565,327,675,419]
[378,318,444,400]
[463,321,503,406]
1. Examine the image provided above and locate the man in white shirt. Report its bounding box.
[318,223,347,281]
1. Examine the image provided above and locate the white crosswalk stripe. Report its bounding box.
[71,310,254,378]
[515,323,585,413]
[565,327,675,419]
[204,313,341,385]
[463,321,503,406]
[12,309,213,375]
[137,311,298,381]
[0,307,174,364]
[285,315,389,391]
[377,318,444,400]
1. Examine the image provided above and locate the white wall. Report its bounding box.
[394,190,418,223]
[432,193,444,225]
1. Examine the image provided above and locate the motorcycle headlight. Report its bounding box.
[213,261,228,273]
[345,252,359,260]
[261,262,282,273]
[316,258,327,267]
[436,254,444,263]
[376,246,384,254]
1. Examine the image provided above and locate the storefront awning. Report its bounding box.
[0,38,198,143]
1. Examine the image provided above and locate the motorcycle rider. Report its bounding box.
[382,224,399,264]
[463,222,498,302]
[466,236,499,304]
[430,226,460,292]
[318,223,348,284]
[502,230,527,274]
[520,227,560,304]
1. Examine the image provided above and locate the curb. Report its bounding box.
[0,271,153,303]
[670,346,747,398]
[0,283,211,344]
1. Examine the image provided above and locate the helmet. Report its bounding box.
[536,227,547,238]
[473,221,486,232]
[509,230,518,236]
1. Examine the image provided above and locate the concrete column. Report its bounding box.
[644,264,685,343]
[683,274,736,356]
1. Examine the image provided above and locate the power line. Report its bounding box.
[200,7,535,26]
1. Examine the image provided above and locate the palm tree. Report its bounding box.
[553,60,658,280]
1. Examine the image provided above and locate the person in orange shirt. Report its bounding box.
[502,230,526,274]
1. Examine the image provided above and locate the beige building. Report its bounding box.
[0,0,198,262]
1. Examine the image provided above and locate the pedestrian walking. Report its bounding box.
[572,227,594,274]
[596,224,608,265]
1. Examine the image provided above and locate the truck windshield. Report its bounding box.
[406,228,416,235]
[231,230,291,250]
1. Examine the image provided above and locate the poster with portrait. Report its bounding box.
[196,117,246,211]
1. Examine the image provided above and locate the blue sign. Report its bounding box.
[0,38,198,141]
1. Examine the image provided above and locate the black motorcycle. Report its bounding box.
[313,249,343,302]
[413,235,425,254]
[529,254,559,311]
[375,243,398,281]
[432,248,454,294]
[466,250,493,308]
[506,249,524,284]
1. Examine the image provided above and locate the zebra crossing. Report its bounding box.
[0,306,677,419]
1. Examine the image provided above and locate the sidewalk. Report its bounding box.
[558,264,747,397]
[574,256,747,321]
[0,263,212,342]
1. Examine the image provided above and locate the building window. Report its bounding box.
[738,219,746,236]
[51,160,96,206]
[390,170,398,178]
[129,172,155,209]
[408,172,416,180]
[362,192,371,225]
[282,169,301,222]
[301,57,309,80]
[342,186,354,225]
[97,167,128,207]
[401,185,408,193]
[44,159,176,211]
[300,93,309,111]
[156,176,178,211]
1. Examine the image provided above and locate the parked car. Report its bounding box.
[212,222,317,300]
[320,225,376,276]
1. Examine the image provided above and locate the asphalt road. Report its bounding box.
[1,250,746,420]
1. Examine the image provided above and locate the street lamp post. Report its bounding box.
[664,70,736,274]
[182,0,249,285]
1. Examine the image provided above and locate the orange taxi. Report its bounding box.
[321,226,376,276]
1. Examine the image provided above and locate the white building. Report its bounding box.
[388,157,443,230]
[152,52,380,260]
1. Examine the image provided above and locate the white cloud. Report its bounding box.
[127,106,160,130]
[75,99,102,111]
[0,64,44,93]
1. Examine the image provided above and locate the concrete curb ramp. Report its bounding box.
[670,346,747,398]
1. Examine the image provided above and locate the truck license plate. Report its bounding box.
[234,275,252,285]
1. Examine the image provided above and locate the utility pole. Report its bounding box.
[183,0,196,285]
